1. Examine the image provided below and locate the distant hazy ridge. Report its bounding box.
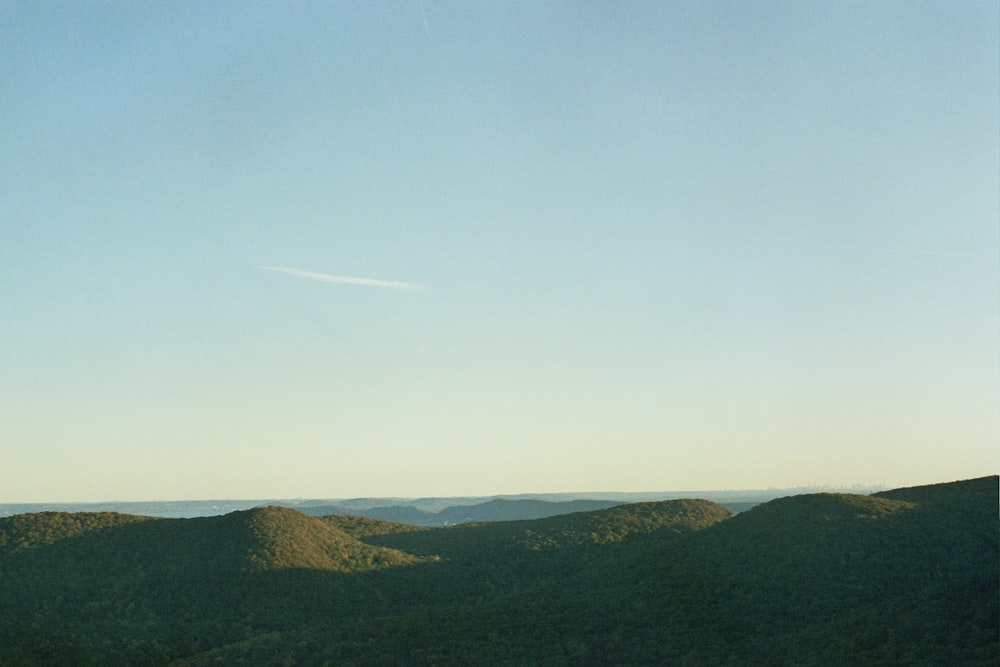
[0,486,865,521]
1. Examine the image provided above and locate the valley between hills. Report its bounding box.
[0,476,996,665]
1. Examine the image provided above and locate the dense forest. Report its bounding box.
[0,476,996,665]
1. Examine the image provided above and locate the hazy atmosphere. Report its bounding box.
[2,2,997,502]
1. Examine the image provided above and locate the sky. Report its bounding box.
[2,2,998,502]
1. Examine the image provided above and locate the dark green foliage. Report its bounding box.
[0,511,156,554]
[0,477,995,665]
[359,498,732,556]
[0,507,426,665]
[624,476,1000,665]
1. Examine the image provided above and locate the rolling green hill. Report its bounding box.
[0,477,995,665]
[348,497,732,555]
[0,507,426,665]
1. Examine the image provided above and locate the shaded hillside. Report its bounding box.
[0,498,725,666]
[0,511,157,554]
[873,473,998,509]
[310,477,997,666]
[620,475,1000,665]
[433,498,623,524]
[351,498,732,557]
[0,477,995,666]
[0,506,423,574]
[321,499,735,622]
[183,478,998,666]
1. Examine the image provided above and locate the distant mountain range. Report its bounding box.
[293,497,626,525]
[0,476,995,665]
[0,486,867,520]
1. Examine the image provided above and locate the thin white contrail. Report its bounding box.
[258,266,425,290]
[419,1,431,37]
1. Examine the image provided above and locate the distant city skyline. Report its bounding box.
[2,2,997,501]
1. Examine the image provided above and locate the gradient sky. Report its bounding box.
[2,2,998,502]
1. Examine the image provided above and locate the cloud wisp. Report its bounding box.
[419,1,431,37]
[258,266,426,290]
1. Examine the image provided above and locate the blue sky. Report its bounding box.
[2,2,997,501]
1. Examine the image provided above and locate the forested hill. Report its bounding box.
[622,475,999,664]
[0,506,425,572]
[0,477,995,665]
